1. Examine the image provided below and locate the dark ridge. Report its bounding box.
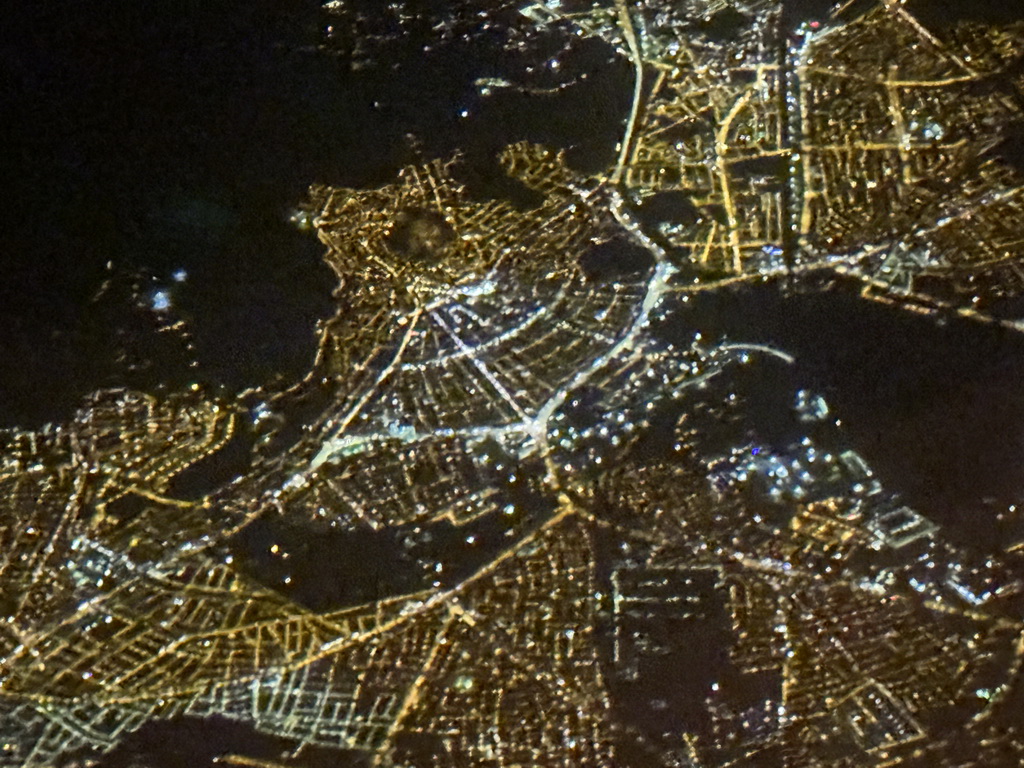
[88,715,369,768]
[633,190,701,230]
[166,419,256,501]
[699,8,752,42]
[230,452,556,611]
[407,470,557,590]
[102,492,151,527]
[230,514,428,612]
[579,237,656,282]
[702,203,731,226]
[603,560,733,750]
[728,154,790,190]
